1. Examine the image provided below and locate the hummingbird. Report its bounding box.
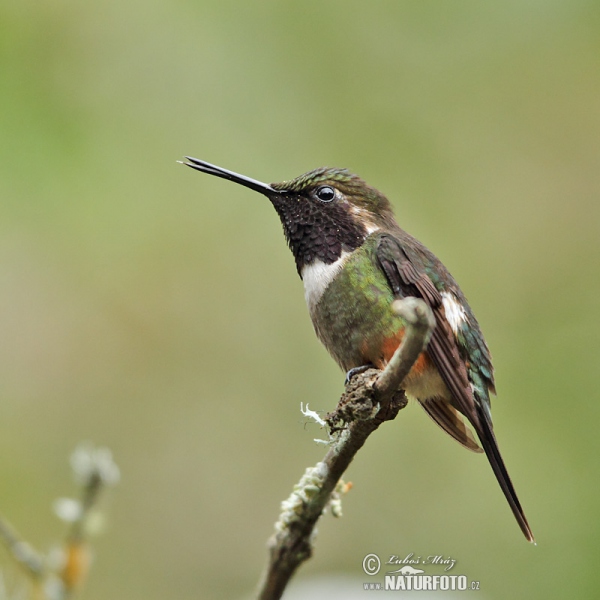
[181,156,534,543]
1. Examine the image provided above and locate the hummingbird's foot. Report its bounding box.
[345,363,375,385]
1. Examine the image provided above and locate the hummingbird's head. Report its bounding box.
[181,157,398,274]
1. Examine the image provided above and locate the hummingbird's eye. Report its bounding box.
[315,185,335,202]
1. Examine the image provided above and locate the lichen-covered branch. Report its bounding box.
[256,297,435,600]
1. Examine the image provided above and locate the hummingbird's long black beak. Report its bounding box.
[180,156,281,195]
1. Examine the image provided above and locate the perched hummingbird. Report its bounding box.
[181,156,534,542]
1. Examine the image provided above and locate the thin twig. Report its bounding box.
[59,444,120,596]
[0,516,45,580]
[256,297,435,600]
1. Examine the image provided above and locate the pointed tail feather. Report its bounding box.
[477,417,535,543]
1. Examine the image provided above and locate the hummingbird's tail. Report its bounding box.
[477,417,535,543]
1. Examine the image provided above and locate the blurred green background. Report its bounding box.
[1,1,598,598]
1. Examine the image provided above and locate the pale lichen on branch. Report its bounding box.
[256,297,435,600]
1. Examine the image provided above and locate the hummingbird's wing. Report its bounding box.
[375,234,534,542]
[420,397,483,452]
[375,235,478,424]
[376,236,482,450]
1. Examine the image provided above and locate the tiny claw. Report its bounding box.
[345,364,375,384]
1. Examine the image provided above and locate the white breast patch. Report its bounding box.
[301,253,351,315]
